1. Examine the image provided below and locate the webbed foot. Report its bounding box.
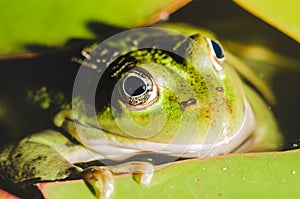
[81,161,154,199]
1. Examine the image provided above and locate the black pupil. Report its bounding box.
[124,76,147,96]
[211,40,224,59]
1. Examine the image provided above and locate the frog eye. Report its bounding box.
[206,38,225,71]
[120,68,158,108]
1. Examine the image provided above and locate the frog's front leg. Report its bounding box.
[0,130,82,185]
[0,130,154,199]
[81,162,154,199]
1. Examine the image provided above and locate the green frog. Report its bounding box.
[0,27,283,199]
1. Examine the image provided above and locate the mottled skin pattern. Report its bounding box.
[0,28,283,198]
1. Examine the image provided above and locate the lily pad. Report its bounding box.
[234,0,300,42]
[0,0,190,55]
[36,150,300,199]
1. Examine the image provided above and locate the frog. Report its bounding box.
[0,27,283,199]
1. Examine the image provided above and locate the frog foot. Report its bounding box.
[81,161,154,199]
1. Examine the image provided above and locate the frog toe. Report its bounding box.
[82,162,154,199]
[124,162,154,186]
[81,167,114,199]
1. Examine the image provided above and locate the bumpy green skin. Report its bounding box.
[0,131,81,184]
[0,28,282,189]
[67,31,247,148]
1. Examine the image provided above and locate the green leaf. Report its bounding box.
[37,150,300,199]
[0,0,190,55]
[233,0,300,43]
[37,180,96,199]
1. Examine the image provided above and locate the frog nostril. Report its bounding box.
[180,98,197,110]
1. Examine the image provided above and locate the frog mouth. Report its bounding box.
[55,97,255,161]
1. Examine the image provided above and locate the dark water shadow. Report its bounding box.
[272,69,300,149]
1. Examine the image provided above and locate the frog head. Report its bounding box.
[55,27,250,160]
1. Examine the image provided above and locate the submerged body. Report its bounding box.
[0,27,282,198]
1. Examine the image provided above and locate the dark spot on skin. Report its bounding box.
[21,166,36,179]
[203,109,210,118]
[15,153,22,158]
[216,87,224,92]
[34,155,46,161]
[21,155,48,179]
[226,104,233,114]
[26,155,47,167]
[180,98,197,110]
